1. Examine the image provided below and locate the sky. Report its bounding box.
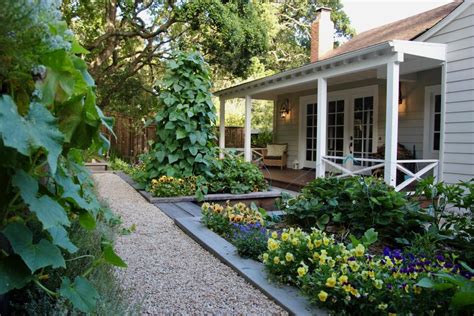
[341,0,454,34]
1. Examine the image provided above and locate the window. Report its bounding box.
[327,100,345,157]
[433,94,441,151]
[305,103,318,161]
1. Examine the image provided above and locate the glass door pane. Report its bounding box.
[327,100,344,157]
[353,96,374,166]
[305,103,317,162]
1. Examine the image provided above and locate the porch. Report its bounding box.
[216,40,447,192]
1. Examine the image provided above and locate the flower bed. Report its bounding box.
[198,176,474,314]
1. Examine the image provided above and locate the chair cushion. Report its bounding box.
[266,144,287,157]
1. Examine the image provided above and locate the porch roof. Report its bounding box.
[214,40,446,100]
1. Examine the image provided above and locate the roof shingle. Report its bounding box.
[320,1,462,60]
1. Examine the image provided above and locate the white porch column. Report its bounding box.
[244,95,252,162]
[384,58,402,187]
[438,62,447,182]
[219,97,226,159]
[316,78,327,177]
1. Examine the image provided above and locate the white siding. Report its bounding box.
[427,3,474,183]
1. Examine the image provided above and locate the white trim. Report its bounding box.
[298,85,379,169]
[219,97,225,158]
[384,60,400,187]
[439,62,447,181]
[244,95,252,162]
[415,2,472,42]
[423,85,442,159]
[316,78,328,177]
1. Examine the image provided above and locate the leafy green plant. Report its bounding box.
[417,262,474,312]
[0,1,124,312]
[282,177,426,240]
[145,50,217,179]
[207,153,269,194]
[415,177,474,263]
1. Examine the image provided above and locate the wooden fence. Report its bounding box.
[105,112,245,161]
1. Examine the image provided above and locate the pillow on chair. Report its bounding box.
[266,144,287,157]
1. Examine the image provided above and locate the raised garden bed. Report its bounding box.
[115,171,282,209]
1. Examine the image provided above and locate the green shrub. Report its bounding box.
[415,178,473,264]
[263,227,472,315]
[282,177,426,240]
[208,154,269,194]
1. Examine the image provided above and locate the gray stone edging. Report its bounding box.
[175,216,326,316]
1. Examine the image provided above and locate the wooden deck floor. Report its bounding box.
[261,167,316,192]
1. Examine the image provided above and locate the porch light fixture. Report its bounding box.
[279,99,290,118]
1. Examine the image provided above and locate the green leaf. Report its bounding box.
[0,95,30,156]
[452,290,474,308]
[59,276,99,313]
[155,151,165,163]
[27,102,64,173]
[189,133,197,144]
[362,228,378,245]
[12,170,70,229]
[79,211,96,230]
[0,255,33,294]
[48,226,78,253]
[416,278,436,288]
[176,129,187,140]
[165,121,175,130]
[102,242,127,268]
[2,222,65,273]
[168,154,179,164]
[71,38,90,55]
[189,146,198,156]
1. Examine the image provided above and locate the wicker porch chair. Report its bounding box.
[262,144,288,170]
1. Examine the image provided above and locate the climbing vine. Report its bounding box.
[0,0,124,312]
[145,50,217,178]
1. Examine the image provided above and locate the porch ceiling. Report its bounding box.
[215,40,447,101]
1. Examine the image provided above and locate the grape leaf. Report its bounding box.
[2,222,65,273]
[12,170,70,229]
[48,226,78,253]
[102,242,127,268]
[59,276,99,313]
[0,95,30,156]
[0,255,33,294]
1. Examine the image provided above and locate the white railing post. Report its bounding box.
[316,77,328,177]
[384,55,403,187]
[219,97,226,159]
[244,95,252,162]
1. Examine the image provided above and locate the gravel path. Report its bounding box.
[93,173,286,315]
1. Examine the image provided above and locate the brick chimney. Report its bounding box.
[310,8,335,63]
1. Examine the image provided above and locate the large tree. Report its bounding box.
[61,0,270,109]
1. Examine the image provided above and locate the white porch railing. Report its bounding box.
[322,155,439,192]
[220,148,265,162]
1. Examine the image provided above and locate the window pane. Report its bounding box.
[434,114,440,131]
[307,103,313,114]
[337,100,344,112]
[336,113,344,125]
[307,116,313,127]
[306,150,312,161]
[328,113,335,125]
[355,98,363,111]
[433,133,440,151]
[328,101,336,112]
[307,139,312,149]
[435,95,441,112]
[365,96,374,109]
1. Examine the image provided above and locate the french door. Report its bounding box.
[299,86,377,169]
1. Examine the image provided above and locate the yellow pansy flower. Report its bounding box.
[273,256,280,264]
[354,244,365,257]
[268,239,279,251]
[281,232,289,241]
[262,253,269,262]
[325,276,336,288]
[377,303,388,310]
[314,239,322,247]
[297,266,307,277]
[318,290,328,302]
[291,238,299,246]
[285,252,294,262]
[349,261,360,272]
[373,279,383,290]
[323,237,330,246]
[338,275,348,284]
[271,231,278,239]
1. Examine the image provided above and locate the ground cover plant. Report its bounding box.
[0,1,126,312]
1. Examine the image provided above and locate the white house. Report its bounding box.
[215,0,474,190]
